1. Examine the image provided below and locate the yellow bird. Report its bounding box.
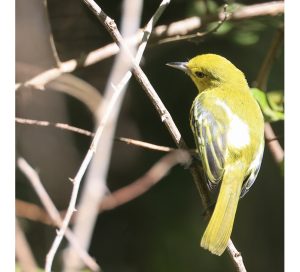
[167,54,264,256]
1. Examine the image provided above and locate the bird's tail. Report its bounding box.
[200,165,245,256]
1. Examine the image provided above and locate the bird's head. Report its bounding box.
[167,54,247,92]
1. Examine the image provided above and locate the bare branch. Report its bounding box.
[227,239,247,272]
[15,117,94,137]
[116,137,174,152]
[100,150,190,211]
[16,117,177,152]
[264,123,284,164]
[265,135,283,143]
[17,157,101,272]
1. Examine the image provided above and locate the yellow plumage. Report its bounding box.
[201,165,244,255]
[167,54,265,256]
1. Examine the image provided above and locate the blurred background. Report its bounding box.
[16,0,284,271]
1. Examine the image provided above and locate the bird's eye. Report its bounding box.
[195,71,206,78]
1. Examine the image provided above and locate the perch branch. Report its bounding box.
[227,239,247,272]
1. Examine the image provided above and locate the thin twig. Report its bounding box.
[17,157,101,272]
[15,1,284,91]
[99,150,190,211]
[116,137,174,152]
[15,117,94,137]
[15,116,177,152]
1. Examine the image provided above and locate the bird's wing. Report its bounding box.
[190,97,227,190]
[240,141,264,197]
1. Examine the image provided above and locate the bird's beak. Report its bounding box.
[166,62,189,73]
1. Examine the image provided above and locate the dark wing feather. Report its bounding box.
[240,142,264,198]
[190,98,226,190]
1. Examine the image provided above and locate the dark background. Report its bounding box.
[16,0,284,271]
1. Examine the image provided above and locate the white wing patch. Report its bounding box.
[215,99,250,149]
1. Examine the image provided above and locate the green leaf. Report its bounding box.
[267,90,284,112]
[233,31,259,46]
[250,88,284,122]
